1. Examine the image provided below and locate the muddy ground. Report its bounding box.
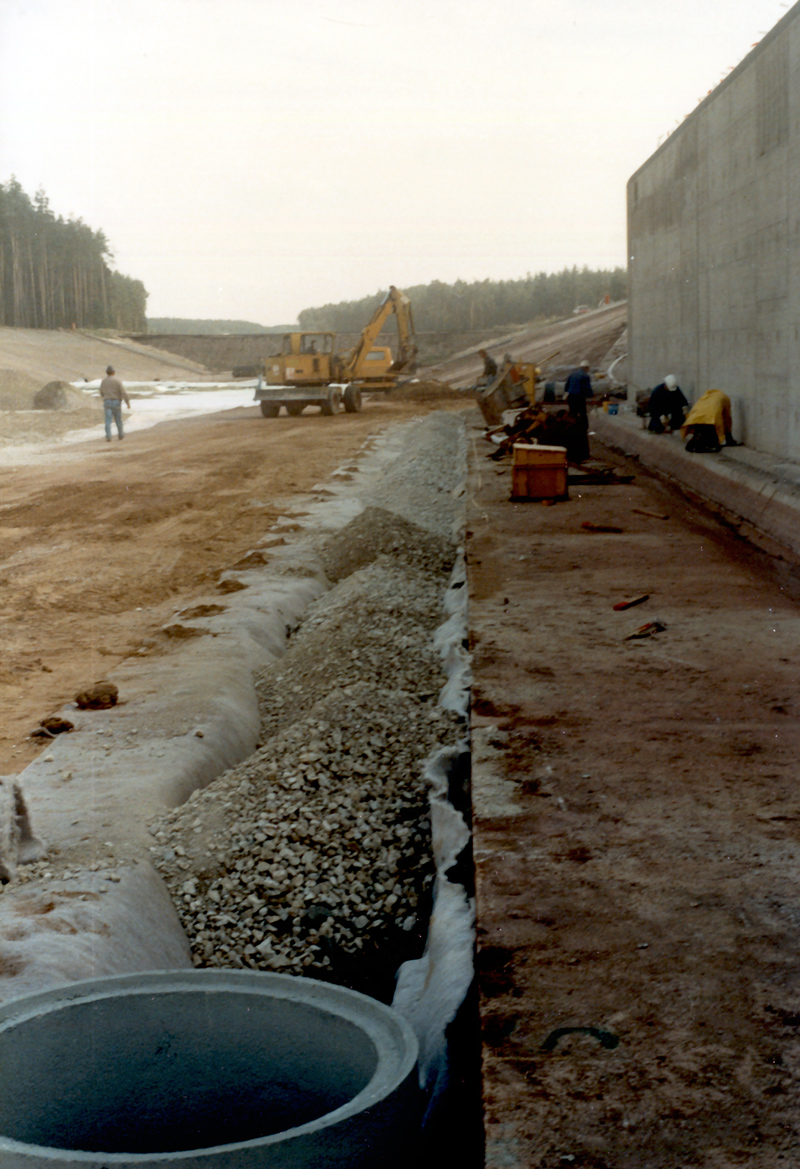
[469,424,800,1167]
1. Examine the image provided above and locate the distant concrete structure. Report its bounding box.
[627,2,800,459]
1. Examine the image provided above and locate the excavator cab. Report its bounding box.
[265,332,336,384]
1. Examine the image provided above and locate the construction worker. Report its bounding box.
[564,360,592,423]
[563,360,593,462]
[99,365,131,442]
[648,375,688,433]
[478,349,498,382]
[499,354,529,409]
[681,389,738,452]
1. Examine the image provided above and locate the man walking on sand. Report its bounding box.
[99,365,131,442]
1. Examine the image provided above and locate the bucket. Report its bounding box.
[0,970,420,1168]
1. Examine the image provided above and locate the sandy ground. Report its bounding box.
[468,426,800,1166]
[0,397,460,776]
[0,308,625,779]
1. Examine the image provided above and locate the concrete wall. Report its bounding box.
[628,1,800,459]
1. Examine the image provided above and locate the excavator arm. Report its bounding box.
[339,286,418,382]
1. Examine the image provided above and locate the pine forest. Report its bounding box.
[0,179,148,332]
[298,268,627,335]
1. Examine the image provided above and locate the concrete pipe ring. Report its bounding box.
[0,970,421,1168]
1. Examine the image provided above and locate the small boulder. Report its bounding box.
[162,623,203,639]
[40,715,74,734]
[33,381,73,410]
[217,578,247,594]
[75,681,119,710]
[30,715,74,741]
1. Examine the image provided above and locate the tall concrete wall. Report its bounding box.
[628,1,800,459]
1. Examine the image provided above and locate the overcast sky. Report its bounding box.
[1,0,793,324]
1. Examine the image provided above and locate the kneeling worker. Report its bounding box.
[681,389,737,453]
[648,374,688,433]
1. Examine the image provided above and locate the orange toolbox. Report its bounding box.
[511,443,568,501]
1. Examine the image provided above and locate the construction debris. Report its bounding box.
[29,716,74,741]
[487,406,588,464]
[633,507,670,520]
[568,462,635,485]
[581,521,624,534]
[612,594,650,611]
[625,620,667,640]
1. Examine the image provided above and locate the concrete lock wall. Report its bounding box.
[627,0,800,460]
[0,971,421,1168]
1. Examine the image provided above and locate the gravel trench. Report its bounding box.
[149,414,468,1002]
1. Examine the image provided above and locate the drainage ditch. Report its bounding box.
[147,412,481,1160]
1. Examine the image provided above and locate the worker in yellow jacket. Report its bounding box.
[681,389,737,452]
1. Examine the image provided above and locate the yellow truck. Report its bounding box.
[252,286,417,417]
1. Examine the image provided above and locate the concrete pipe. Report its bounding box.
[0,970,421,1168]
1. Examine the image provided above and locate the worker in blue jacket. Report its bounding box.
[563,360,592,461]
[564,360,592,423]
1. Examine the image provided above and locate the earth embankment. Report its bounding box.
[0,327,214,386]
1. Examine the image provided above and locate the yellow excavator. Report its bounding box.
[252,286,417,417]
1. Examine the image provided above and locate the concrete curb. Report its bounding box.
[592,410,800,556]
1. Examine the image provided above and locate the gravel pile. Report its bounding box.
[151,419,467,999]
[366,412,464,539]
[259,539,451,742]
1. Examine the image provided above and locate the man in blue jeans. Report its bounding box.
[99,365,131,441]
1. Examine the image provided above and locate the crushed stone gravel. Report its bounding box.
[151,415,467,1000]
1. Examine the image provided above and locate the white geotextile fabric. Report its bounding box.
[393,552,475,1122]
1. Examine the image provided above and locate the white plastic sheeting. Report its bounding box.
[393,551,475,1124]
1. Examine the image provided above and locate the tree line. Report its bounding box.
[0,178,147,331]
[146,318,289,335]
[298,267,627,334]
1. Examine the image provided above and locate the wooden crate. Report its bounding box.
[512,443,567,465]
[511,444,568,500]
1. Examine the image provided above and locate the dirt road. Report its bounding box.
[0,398,454,775]
[469,429,800,1166]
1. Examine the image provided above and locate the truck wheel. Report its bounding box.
[260,402,280,418]
[343,386,362,413]
[286,402,305,416]
[320,388,341,416]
